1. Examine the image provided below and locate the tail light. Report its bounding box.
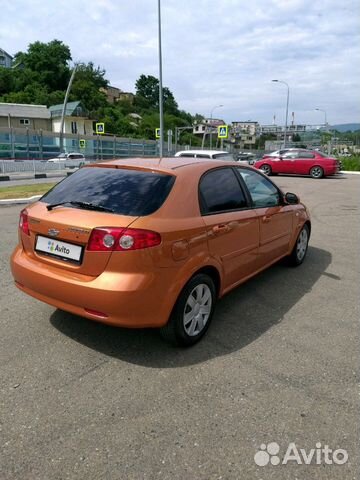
[19,209,30,235]
[87,227,161,252]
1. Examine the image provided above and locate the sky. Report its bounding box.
[1,0,359,126]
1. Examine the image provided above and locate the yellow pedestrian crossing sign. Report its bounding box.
[79,139,86,149]
[96,123,105,134]
[218,125,228,139]
[155,128,161,139]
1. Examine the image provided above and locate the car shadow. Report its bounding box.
[50,246,332,368]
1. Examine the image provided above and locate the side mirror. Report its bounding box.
[284,192,299,204]
[278,156,283,160]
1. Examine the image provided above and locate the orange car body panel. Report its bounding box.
[10,157,310,328]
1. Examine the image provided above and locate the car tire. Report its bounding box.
[160,273,216,347]
[260,164,272,175]
[310,166,324,179]
[287,224,310,266]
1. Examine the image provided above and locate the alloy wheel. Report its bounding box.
[183,284,212,336]
[296,228,308,262]
[310,166,323,178]
[260,165,271,175]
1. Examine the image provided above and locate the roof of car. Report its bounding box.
[89,156,241,175]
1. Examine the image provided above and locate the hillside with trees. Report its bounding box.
[0,40,202,144]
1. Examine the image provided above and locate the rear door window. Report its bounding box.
[199,168,248,214]
[41,167,175,216]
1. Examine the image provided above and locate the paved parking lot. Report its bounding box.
[0,174,359,480]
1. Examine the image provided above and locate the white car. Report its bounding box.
[47,153,85,163]
[174,150,236,161]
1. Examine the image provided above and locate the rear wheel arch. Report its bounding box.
[192,265,221,298]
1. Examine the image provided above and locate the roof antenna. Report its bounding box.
[157,0,164,165]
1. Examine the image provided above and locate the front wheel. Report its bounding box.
[160,274,216,346]
[260,164,272,176]
[288,224,310,266]
[310,165,324,179]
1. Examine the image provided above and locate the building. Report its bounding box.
[230,121,260,149]
[0,48,13,68]
[193,118,224,135]
[100,86,135,104]
[0,102,51,130]
[49,101,93,135]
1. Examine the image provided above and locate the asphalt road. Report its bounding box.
[0,174,359,480]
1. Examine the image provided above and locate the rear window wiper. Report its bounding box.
[46,201,114,213]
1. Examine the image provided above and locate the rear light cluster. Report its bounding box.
[19,209,30,235]
[87,227,161,252]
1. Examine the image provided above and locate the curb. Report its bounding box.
[341,171,360,175]
[0,171,74,182]
[0,195,42,206]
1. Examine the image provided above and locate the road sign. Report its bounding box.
[218,125,228,139]
[155,128,161,139]
[96,123,105,134]
[79,139,86,149]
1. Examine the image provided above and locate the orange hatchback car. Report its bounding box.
[11,158,311,346]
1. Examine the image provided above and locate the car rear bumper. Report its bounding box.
[11,245,176,328]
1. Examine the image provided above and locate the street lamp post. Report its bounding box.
[209,104,223,149]
[272,80,289,149]
[59,63,78,153]
[315,108,330,154]
[157,0,164,159]
[315,108,327,130]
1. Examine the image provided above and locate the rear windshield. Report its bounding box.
[41,167,175,216]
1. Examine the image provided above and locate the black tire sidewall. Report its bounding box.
[171,273,216,346]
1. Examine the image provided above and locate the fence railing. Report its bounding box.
[0,127,170,161]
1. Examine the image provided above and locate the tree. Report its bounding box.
[135,74,178,114]
[70,63,108,113]
[13,40,71,92]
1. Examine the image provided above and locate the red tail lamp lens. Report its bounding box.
[87,227,161,251]
[19,209,30,235]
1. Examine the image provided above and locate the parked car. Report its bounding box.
[255,150,340,178]
[175,150,237,161]
[47,152,86,168]
[11,157,310,346]
[236,152,256,165]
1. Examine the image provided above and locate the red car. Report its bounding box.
[255,150,340,179]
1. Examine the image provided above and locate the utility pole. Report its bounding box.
[209,104,223,149]
[157,0,164,159]
[60,63,78,153]
[272,80,289,149]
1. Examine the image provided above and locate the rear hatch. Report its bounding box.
[21,165,175,276]
[23,202,138,276]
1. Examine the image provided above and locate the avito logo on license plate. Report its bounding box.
[36,235,82,262]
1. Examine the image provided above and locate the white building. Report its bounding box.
[193,118,224,135]
[50,101,94,136]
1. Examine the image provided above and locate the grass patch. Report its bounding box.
[339,156,360,171]
[0,182,56,200]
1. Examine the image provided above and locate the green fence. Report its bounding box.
[0,127,165,160]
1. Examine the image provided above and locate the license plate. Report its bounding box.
[35,235,83,262]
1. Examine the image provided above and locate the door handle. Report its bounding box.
[212,224,230,234]
[262,215,271,223]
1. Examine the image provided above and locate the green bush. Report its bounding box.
[340,156,360,171]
